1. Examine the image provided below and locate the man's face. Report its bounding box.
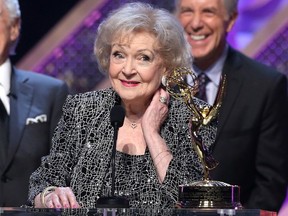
[0,0,20,64]
[177,0,237,69]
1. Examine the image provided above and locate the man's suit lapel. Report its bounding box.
[216,48,243,139]
[5,69,34,169]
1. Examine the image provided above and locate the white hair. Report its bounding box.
[95,2,193,73]
[3,0,21,19]
[2,0,21,55]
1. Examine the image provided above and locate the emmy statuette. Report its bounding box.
[163,67,241,209]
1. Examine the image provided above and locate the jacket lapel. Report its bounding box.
[215,48,243,140]
[5,69,34,169]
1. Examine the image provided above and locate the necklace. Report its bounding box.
[126,118,140,129]
[130,122,137,129]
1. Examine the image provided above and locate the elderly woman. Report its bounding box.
[28,2,216,208]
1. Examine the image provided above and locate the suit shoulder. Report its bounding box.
[16,69,67,87]
[233,50,284,79]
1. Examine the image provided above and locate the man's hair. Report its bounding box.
[3,0,21,19]
[223,0,238,16]
[2,0,21,55]
[174,0,238,17]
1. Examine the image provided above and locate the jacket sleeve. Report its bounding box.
[248,74,288,211]
[28,94,80,205]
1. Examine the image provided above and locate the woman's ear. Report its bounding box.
[161,67,168,87]
[161,75,167,87]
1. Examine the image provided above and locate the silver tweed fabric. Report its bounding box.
[28,88,217,208]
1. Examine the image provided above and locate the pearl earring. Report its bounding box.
[161,75,167,87]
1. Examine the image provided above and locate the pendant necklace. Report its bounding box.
[130,122,137,129]
[126,118,140,129]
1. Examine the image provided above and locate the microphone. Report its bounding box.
[110,105,125,196]
[110,105,125,129]
[96,105,130,208]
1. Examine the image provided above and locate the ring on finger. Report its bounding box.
[159,96,167,104]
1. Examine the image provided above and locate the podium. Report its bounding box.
[0,207,277,216]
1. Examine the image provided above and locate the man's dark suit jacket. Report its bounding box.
[210,47,288,212]
[0,67,69,207]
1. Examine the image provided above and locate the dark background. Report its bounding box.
[11,0,80,64]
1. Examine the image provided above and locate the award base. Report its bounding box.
[177,180,242,209]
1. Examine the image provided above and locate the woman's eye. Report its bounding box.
[139,55,151,62]
[112,51,124,59]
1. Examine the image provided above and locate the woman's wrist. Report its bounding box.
[37,186,57,208]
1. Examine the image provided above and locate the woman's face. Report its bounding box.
[109,32,166,104]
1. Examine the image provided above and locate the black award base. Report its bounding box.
[177,180,242,209]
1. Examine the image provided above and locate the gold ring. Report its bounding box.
[159,96,167,104]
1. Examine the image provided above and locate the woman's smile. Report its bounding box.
[120,79,140,87]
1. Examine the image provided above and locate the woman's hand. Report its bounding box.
[34,187,80,208]
[142,88,172,183]
[142,88,170,133]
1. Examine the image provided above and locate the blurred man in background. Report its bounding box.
[0,0,68,206]
[175,0,288,212]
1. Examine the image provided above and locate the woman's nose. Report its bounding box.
[122,58,136,74]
